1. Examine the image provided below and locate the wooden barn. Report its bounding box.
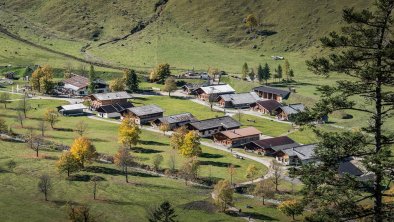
[250,100,282,115]
[57,104,87,116]
[213,127,261,147]
[245,136,300,156]
[85,91,132,109]
[217,92,260,109]
[122,104,164,125]
[253,86,290,102]
[195,84,235,101]
[275,103,305,121]
[96,102,133,119]
[152,113,197,130]
[187,116,241,138]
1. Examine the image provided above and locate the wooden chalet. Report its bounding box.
[181,83,208,95]
[195,84,235,101]
[275,103,305,121]
[275,144,316,166]
[122,104,164,125]
[63,74,108,96]
[250,99,282,115]
[253,86,290,102]
[217,92,260,109]
[96,102,133,119]
[187,116,241,138]
[245,136,299,156]
[213,127,261,147]
[85,91,132,109]
[152,113,197,130]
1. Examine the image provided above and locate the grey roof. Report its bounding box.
[218,92,260,105]
[92,91,131,101]
[157,113,197,124]
[57,104,87,111]
[127,104,164,116]
[253,86,291,98]
[250,136,300,152]
[282,144,316,160]
[198,84,236,94]
[278,103,305,115]
[189,116,241,131]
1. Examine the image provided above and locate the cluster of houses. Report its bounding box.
[58,74,109,96]
[55,78,372,178]
[183,83,306,121]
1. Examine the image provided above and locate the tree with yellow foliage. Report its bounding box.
[118,116,141,149]
[31,65,54,93]
[44,108,59,129]
[278,199,304,221]
[245,164,259,183]
[212,180,233,212]
[245,14,258,31]
[179,131,201,157]
[170,126,188,150]
[114,147,134,183]
[70,137,97,168]
[56,151,80,177]
[109,78,125,92]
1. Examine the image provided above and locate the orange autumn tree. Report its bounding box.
[70,137,97,168]
[31,65,54,94]
[118,115,141,149]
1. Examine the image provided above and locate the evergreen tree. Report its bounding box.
[148,201,177,222]
[289,69,295,80]
[241,62,249,79]
[262,63,271,85]
[248,68,256,81]
[124,69,139,92]
[276,64,283,82]
[293,1,394,221]
[284,60,290,82]
[257,64,264,83]
[88,65,96,94]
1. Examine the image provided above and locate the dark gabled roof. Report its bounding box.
[250,136,299,151]
[282,144,316,160]
[254,100,282,112]
[96,102,133,113]
[189,116,241,131]
[277,103,305,115]
[218,92,260,105]
[156,113,197,124]
[253,86,291,98]
[127,104,164,116]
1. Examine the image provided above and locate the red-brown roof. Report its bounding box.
[63,75,89,89]
[219,127,261,139]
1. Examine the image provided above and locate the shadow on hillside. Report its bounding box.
[91,138,109,142]
[199,161,240,168]
[130,147,162,154]
[256,30,277,37]
[244,212,278,221]
[51,200,79,207]
[67,174,106,182]
[139,140,166,146]
[84,166,122,175]
[199,152,224,159]
[129,171,160,178]
[100,199,134,206]
[200,176,223,186]
[182,200,218,213]
[55,127,73,132]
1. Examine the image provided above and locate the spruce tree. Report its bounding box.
[88,65,96,94]
[124,69,139,92]
[257,64,264,83]
[241,62,249,80]
[148,201,177,222]
[294,1,394,221]
[262,63,271,85]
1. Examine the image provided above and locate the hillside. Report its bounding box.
[0,0,373,71]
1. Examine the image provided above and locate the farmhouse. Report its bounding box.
[123,104,164,125]
[152,113,197,130]
[275,144,316,166]
[57,103,87,116]
[181,83,208,95]
[217,92,260,108]
[96,102,133,119]
[195,84,235,101]
[276,103,305,121]
[250,99,282,115]
[213,127,261,147]
[62,74,109,96]
[188,116,241,138]
[85,91,132,109]
[338,157,375,181]
[253,86,290,102]
[245,136,299,156]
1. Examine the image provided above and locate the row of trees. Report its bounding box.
[242,61,295,84]
[109,69,140,92]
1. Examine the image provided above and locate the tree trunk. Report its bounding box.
[262,197,265,205]
[44,191,48,201]
[125,166,128,183]
[36,148,38,157]
[67,169,70,177]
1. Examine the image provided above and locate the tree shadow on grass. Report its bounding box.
[55,127,74,132]
[84,166,123,175]
[67,174,106,182]
[129,171,160,178]
[139,140,166,146]
[199,153,224,159]
[51,200,79,207]
[99,199,135,206]
[199,161,240,168]
[243,212,278,221]
[90,138,109,142]
[130,147,162,154]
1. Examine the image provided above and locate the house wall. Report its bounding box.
[215,135,260,147]
[91,98,128,109]
[135,113,164,125]
[255,91,283,102]
[97,112,121,119]
[60,109,84,116]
